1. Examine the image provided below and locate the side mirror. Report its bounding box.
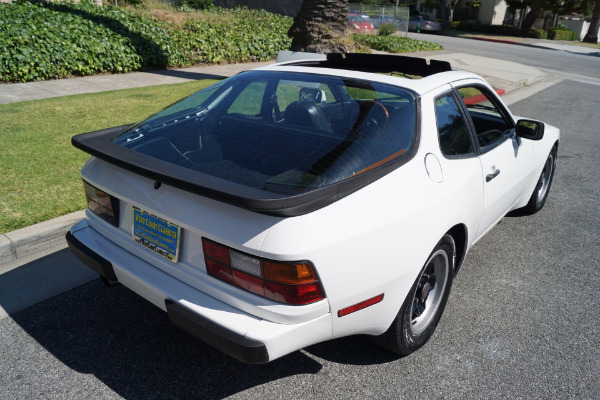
[299,87,326,103]
[515,119,544,140]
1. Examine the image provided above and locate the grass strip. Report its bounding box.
[0,79,218,234]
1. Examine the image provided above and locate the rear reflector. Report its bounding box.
[202,238,325,305]
[337,294,384,317]
[83,180,119,227]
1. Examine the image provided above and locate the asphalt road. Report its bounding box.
[1,79,599,399]
[408,33,600,81]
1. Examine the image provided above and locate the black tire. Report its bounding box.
[522,146,557,214]
[374,235,455,356]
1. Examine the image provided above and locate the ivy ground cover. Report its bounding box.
[1,1,444,83]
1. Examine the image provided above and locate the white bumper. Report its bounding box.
[67,220,332,363]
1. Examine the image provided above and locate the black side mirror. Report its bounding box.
[299,87,326,103]
[515,119,544,140]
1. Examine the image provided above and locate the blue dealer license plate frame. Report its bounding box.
[132,206,181,262]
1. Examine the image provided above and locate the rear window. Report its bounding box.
[113,71,416,195]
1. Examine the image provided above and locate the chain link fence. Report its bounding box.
[348,3,409,36]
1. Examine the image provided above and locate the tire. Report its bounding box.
[374,235,455,356]
[522,146,557,214]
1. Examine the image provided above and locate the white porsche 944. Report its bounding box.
[67,53,559,364]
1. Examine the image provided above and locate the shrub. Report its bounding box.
[448,21,461,29]
[547,28,578,41]
[0,1,177,82]
[456,22,547,39]
[0,2,292,82]
[378,22,397,36]
[181,0,212,10]
[352,34,443,53]
[172,8,292,64]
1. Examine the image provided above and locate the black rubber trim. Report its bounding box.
[165,299,269,364]
[286,53,452,76]
[71,121,418,217]
[65,231,118,285]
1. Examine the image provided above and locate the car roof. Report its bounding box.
[258,53,480,96]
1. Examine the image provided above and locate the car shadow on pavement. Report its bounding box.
[8,277,405,398]
[9,280,322,399]
[304,336,402,365]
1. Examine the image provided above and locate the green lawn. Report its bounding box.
[0,79,218,234]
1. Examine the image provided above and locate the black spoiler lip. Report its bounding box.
[72,124,417,217]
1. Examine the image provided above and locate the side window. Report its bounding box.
[456,87,512,151]
[435,94,474,157]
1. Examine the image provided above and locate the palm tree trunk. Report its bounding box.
[288,0,354,53]
[583,0,600,43]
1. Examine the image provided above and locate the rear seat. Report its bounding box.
[213,114,341,177]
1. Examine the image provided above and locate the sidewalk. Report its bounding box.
[448,33,600,56]
[0,61,274,105]
[1,50,547,104]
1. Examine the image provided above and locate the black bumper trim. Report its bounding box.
[65,231,119,285]
[165,299,269,364]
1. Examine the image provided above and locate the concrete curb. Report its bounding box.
[0,210,85,274]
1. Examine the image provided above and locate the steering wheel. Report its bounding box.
[358,101,389,133]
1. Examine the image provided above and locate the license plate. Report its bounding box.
[132,206,181,262]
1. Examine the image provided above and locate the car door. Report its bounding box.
[454,85,534,239]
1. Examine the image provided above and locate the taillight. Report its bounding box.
[83,180,120,226]
[202,238,325,305]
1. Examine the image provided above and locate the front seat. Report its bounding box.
[284,101,332,133]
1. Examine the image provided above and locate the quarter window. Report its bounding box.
[435,94,474,156]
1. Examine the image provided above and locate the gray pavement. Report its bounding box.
[0,50,554,319]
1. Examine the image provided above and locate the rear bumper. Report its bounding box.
[66,220,332,364]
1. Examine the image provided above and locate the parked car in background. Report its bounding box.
[67,52,559,364]
[408,15,441,32]
[348,13,375,33]
[367,15,404,29]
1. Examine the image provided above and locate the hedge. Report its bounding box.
[352,35,443,53]
[546,28,578,41]
[0,1,292,82]
[1,1,447,83]
[0,0,179,82]
[456,22,547,39]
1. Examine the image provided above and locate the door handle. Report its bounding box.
[486,168,501,182]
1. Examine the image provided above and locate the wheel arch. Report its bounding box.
[447,224,468,276]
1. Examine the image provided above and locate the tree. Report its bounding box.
[505,0,551,29]
[506,0,591,29]
[433,0,463,29]
[441,0,462,25]
[288,0,354,53]
[583,0,600,42]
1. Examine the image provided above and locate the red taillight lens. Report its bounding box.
[264,281,324,305]
[205,259,233,284]
[201,238,325,305]
[202,239,231,265]
[83,180,119,226]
